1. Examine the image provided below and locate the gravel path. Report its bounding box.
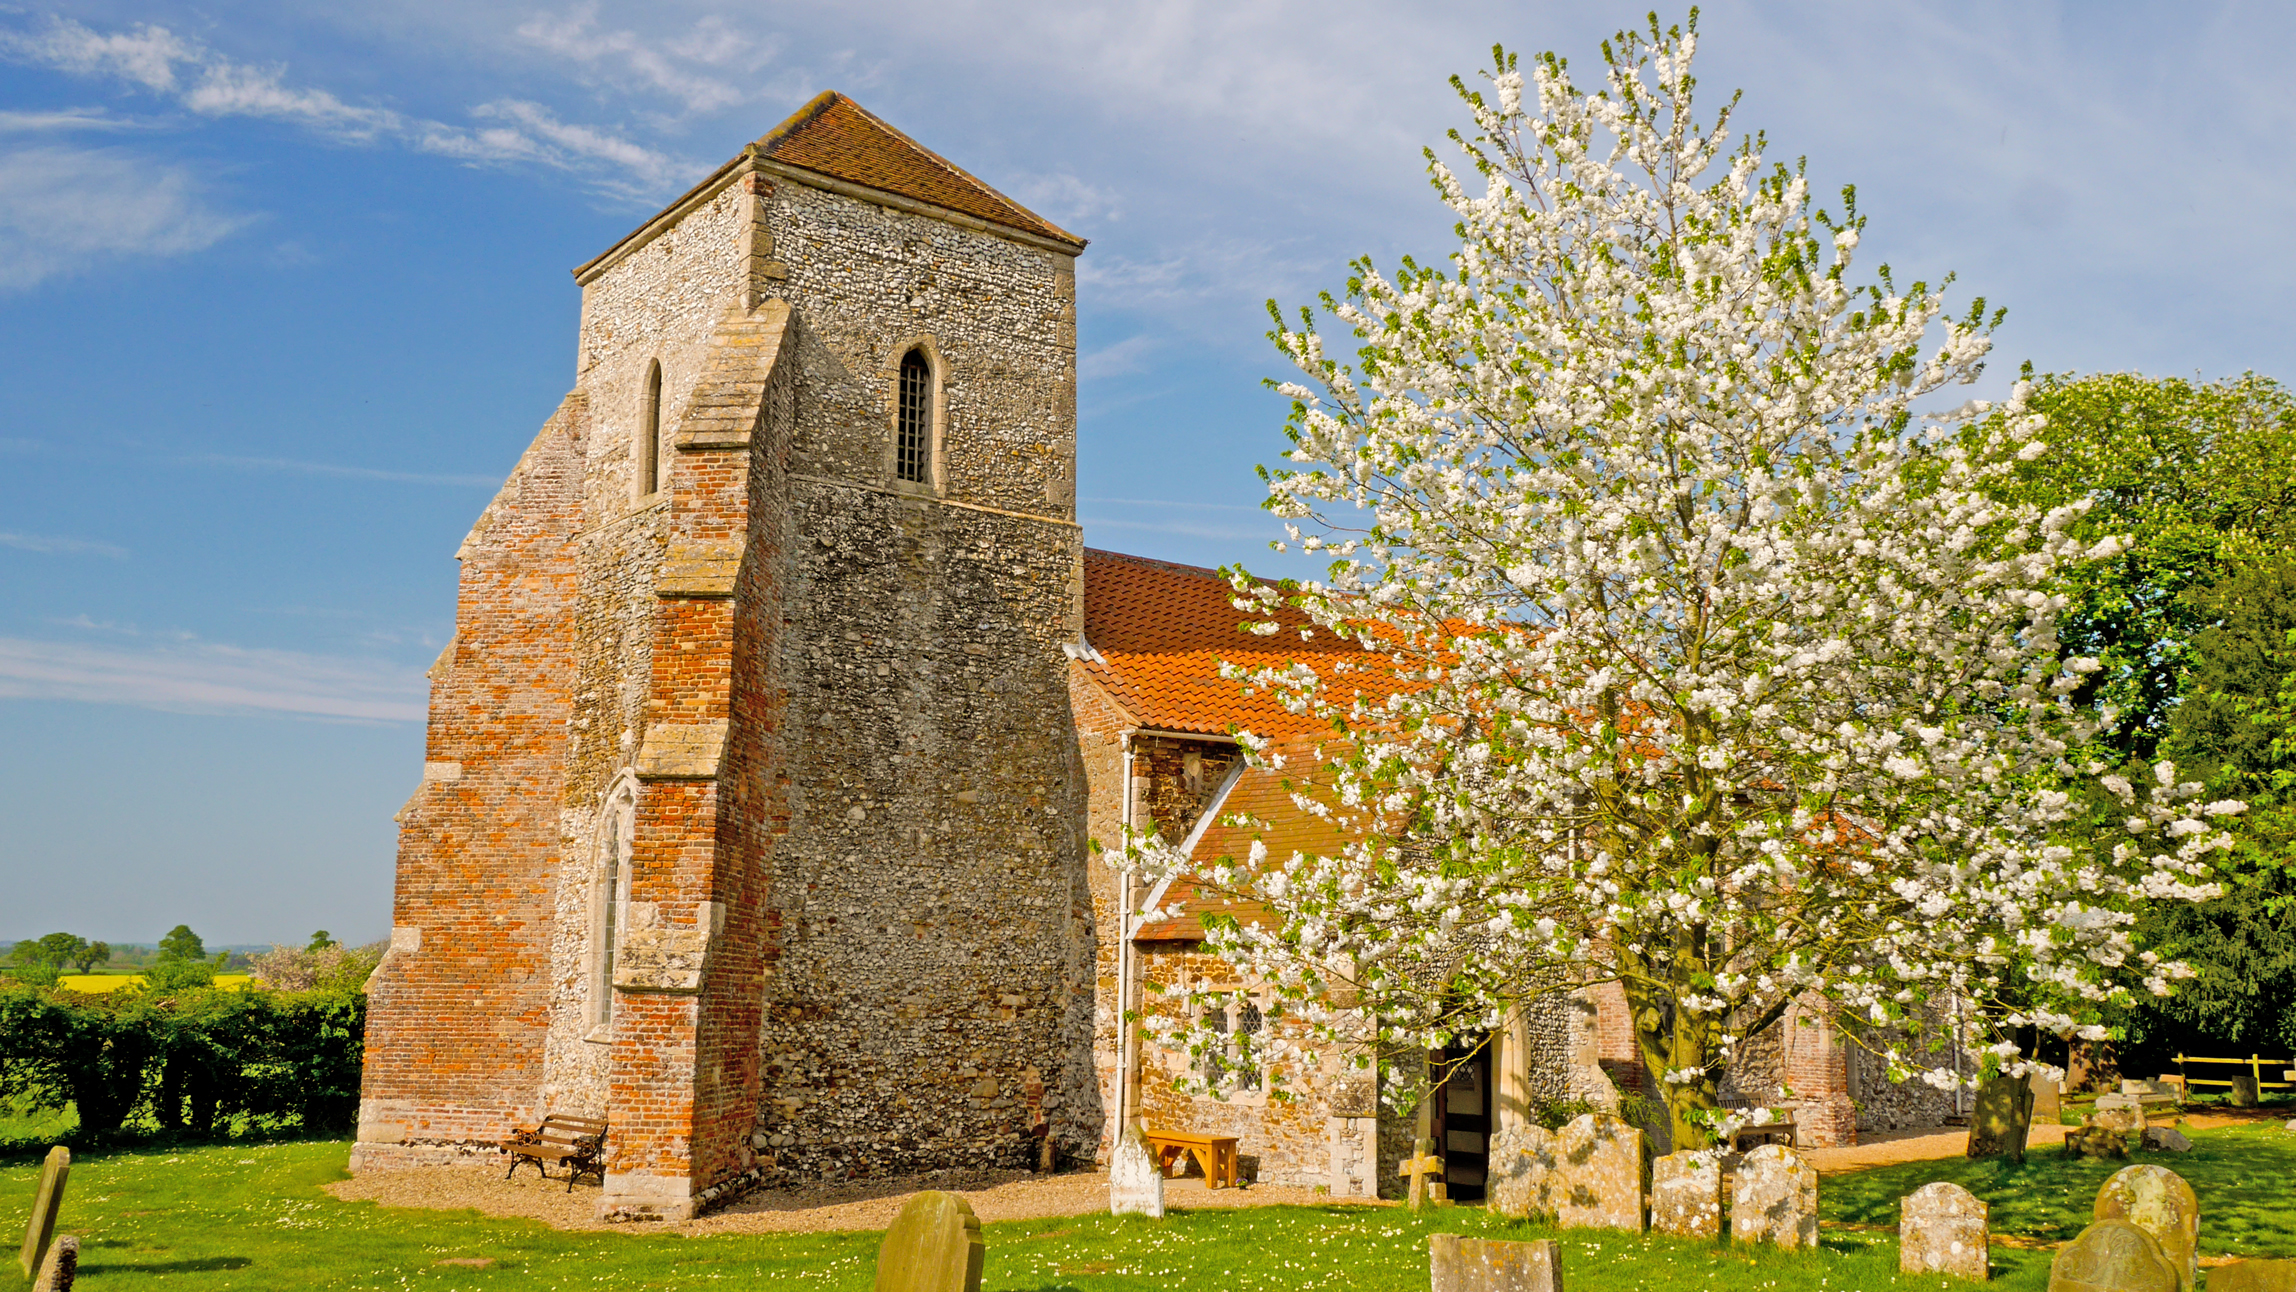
[329,1163,1362,1234]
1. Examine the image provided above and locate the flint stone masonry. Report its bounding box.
[1650,1151,1722,1239]
[874,1191,984,1292]
[2049,1219,2178,1292]
[1487,1125,1557,1220]
[2093,1166,2199,1292]
[1554,1113,1645,1232]
[1429,1235,1562,1292]
[1901,1181,1990,1281]
[1731,1145,1818,1250]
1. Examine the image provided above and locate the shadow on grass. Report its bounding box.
[82,1256,256,1275]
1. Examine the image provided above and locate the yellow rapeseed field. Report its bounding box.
[58,974,253,994]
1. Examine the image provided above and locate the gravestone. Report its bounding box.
[1402,1137,1447,1211]
[2032,1074,2063,1120]
[1553,1113,1645,1232]
[1900,1180,1989,1281]
[873,1191,983,1292]
[2140,1127,2191,1154]
[2093,1165,2198,1292]
[1429,1234,1562,1292]
[2229,1069,2261,1107]
[1649,1151,1722,1239]
[1730,1144,1818,1249]
[1108,1126,1165,1219]
[2047,1219,2177,1292]
[1487,1125,1557,1220]
[2092,1095,2148,1134]
[1968,1076,2037,1161]
[30,1234,75,1292]
[2065,1126,2131,1160]
[17,1146,68,1280]
[2208,1259,2296,1292]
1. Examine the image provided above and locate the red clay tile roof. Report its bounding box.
[1136,741,1355,941]
[757,92,1081,248]
[1079,548,1375,738]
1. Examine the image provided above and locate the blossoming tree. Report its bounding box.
[1137,14,2239,1150]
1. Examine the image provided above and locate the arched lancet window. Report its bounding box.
[590,785,635,1033]
[638,359,663,496]
[896,348,931,484]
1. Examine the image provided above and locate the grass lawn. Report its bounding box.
[10,1128,2293,1290]
[1827,1118,2296,1265]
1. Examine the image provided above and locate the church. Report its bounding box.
[352,92,1930,1220]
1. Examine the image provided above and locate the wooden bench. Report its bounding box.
[1729,1121,1797,1152]
[1144,1130,1241,1189]
[502,1115,608,1191]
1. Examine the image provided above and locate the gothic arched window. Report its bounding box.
[590,786,635,1034]
[638,358,663,496]
[896,348,931,484]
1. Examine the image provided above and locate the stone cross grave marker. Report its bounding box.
[1900,1180,1990,1281]
[2094,1165,2199,1292]
[1731,1144,1818,1249]
[1650,1151,1722,1240]
[2048,1219,2178,1292]
[1108,1126,1165,1219]
[30,1233,75,1292]
[873,1191,984,1292]
[1487,1125,1556,1220]
[1554,1113,1645,1232]
[1430,1234,1562,1292]
[1401,1137,1446,1211]
[17,1145,68,1280]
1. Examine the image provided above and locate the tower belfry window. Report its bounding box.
[896,349,930,484]
[639,359,663,496]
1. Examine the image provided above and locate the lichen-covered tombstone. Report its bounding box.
[1900,1180,1989,1281]
[1553,1114,1646,1232]
[1650,1151,1722,1240]
[1730,1144,1818,1249]
[2048,1219,2177,1292]
[2093,1165,2199,1292]
[1486,1125,1557,1221]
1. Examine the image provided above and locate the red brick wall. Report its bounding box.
[357,392,588,1156]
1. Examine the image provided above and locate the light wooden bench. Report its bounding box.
[1729,1121,1797,1152]
[1144,1130,1241,1189]
[502,1114,608,1191]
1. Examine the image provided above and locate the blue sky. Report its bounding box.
[3,0,2292,947]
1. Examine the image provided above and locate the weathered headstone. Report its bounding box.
[2207,1259,2296,1292]
[17,1146,68,1280]
[1650,1151,1722,1240]
[2032,1073,2063,1120]
[2139,1127,2191,1154]
[1402,1137,1447,1211]
[2093,1165,2198,1292]
[1968,1076,2037,1161]
[2047,1219,2177,1292]
[1486,1125,1557,1220]
[1108,1126,1165,1219]
[2092,1094,2148,1134]
[29,1234,75,1292]
[1429,1234,1562,1292]
[2229,1069,2261,1107]
[2065,1126,2131,1160]
[1554,1113,1646,1232]
[873,1191,984,1292]
[1730,1144,1818,1249]
[1900,1180,1989,1281]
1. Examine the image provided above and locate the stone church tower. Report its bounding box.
[353,92,1097,1219]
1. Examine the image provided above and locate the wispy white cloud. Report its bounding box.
[0,107,139,133]
[0,144,247,290]
[1079,335,1159,380]
[0,17,692,200]
[516,5,773,115]
[184,453,499,487]
[0,635,427,722]
[0,531,128,557]
[1081,515,1279,543]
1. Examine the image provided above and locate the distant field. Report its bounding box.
[56,974,253,994]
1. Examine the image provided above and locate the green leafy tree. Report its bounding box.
[155,925,208,965]
[305,931,336,953]
[73,941,110,974]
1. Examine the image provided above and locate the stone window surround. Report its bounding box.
[634,357,665,504]
[1191,987,1271,1107]
[585,772,640,1042]
[878,334,946,498]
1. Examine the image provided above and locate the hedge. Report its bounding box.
[0,979,366,1138]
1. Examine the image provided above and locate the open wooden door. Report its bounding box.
[1431,1037,1491,1202]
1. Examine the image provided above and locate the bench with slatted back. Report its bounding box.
[502,1115,608,1191]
